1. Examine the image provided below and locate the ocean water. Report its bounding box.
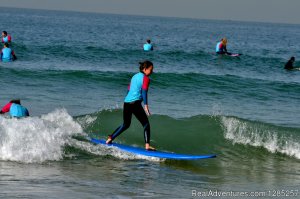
[0,7,300,198]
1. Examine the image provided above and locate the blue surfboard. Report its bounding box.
[90,138,216,160]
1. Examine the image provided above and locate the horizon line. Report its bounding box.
[1,6,300,26]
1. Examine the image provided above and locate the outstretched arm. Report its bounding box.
[1,102,13,114]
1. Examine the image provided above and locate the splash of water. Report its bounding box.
[0,109,83,163]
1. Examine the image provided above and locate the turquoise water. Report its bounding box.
[0,7,299,198]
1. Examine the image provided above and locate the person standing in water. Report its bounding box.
[143,39,153,51]
[1,43,17,62]
[1,31,12,43]
[106,60,155,150]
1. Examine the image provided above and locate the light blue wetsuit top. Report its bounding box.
[143,43,153,51]
[124,72,150,104]
[9,103,29,118]
[216,42,222,53]
[3,36,9,43]
[1,47,12,62]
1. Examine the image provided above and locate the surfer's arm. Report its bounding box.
[224,46,228,52]
[11,50,17,60]
[141,76,150,105]
[1,102,12,114]
[25,109,29,116]
[142,89,150,116]
[141,89,148,105]
[142,76,151,115]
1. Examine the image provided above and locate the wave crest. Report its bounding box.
[221,116,300,159]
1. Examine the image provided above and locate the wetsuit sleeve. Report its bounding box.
[12,50,17,60]
[127,83,131,94]
[224,45,228,52]
[25,109,29,116]
[141,76,150,105]
[127,83,131,91]
[1,102,12,113]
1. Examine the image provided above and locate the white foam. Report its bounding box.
[76,115,97,129]
[221,116,300,159]
[71,139,162,162]
[0,109,83,163]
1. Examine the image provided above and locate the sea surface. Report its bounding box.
[0,7,300,198]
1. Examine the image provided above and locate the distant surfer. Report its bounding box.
[143,39,153,51]
[216,38,232,55]
[1,31,12,43]
[1,43,17,62]
[284,57,300,70]
[0,99,30,118]
[106,60,155,150]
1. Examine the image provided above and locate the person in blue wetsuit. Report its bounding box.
[1,43,17,62]
[1,31,12,43]
[143,39,153,51]
[0,99,29,118]
[106,60,155,150]
[216,38,232,55]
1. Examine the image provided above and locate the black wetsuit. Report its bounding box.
[284,60,294,70]
[110,100,150,143]
[109,72,151,144]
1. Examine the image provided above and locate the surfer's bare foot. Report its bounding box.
[145,144,156,151]
[106,136,112,144]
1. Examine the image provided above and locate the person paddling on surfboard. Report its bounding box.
[106,60,155,151]
[0,99,29,118]
[216,38,232,55]
[284,57,300,70]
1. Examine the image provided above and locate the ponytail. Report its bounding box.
[139,60,153,72]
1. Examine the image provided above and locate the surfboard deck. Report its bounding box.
[90,138,216,160]
[229,53,241,57]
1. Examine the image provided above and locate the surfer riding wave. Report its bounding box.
[105,60,155,151]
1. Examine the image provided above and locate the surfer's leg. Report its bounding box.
[107,103,132,143]
[132,103,155,150]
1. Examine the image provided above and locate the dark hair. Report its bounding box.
[2,31,7,35]
[290,56,295,61]
[4,43,9,47]
[139,60,153,72]
[10,99,21,105]
[147,39,151,44]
